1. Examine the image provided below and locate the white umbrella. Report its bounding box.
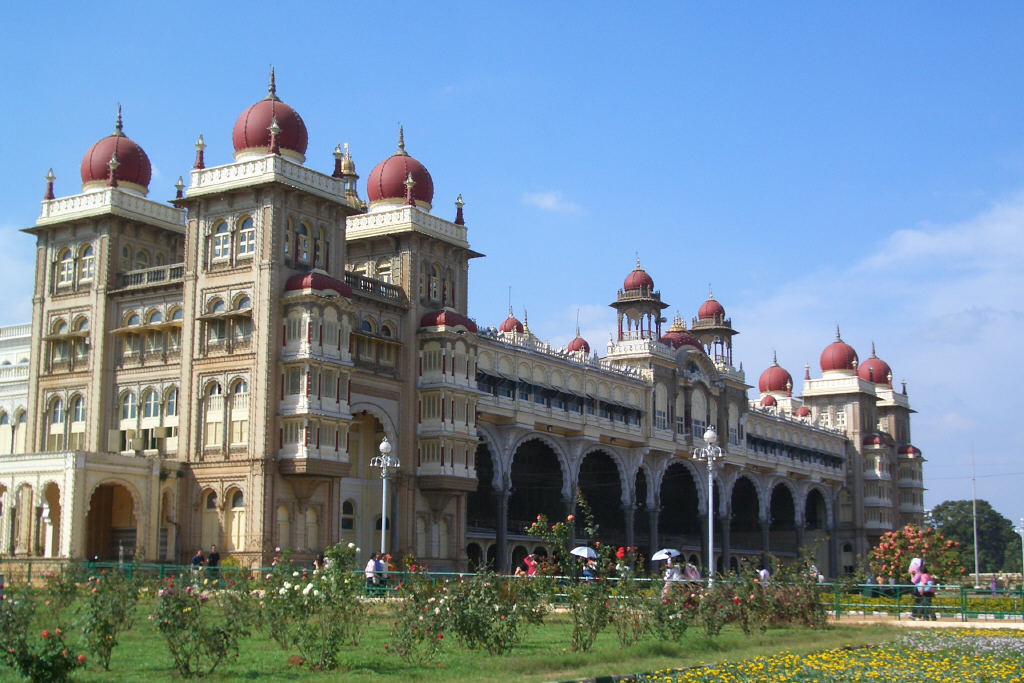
[570,545,597,559]
[651,548,681,561]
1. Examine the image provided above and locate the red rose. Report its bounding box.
[437,633,444,639]
[78,654,86,664]
[733,596,740,605]
[41,630,50,640]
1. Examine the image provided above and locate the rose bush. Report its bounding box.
[78,569,139,670]
[869,524,964,583]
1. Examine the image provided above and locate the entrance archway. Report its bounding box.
[467,442,498,530]
[509,439,564,532]
[577,450,624,544]
[85,483,138,561]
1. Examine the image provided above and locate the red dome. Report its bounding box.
[80,109,151,193]
[795,405,811,418]
[898,444,922,456]
[857,343,892,385]
[760,394,777,407]
[697,295,725,321]
[284,271,352,297]
[232,72,308,160]
[420,309,477,333]
[367,127,433,207]
[758,354,793,394]
[499,308,524,333]
[820,328,858,373]
[623,261,654,291]
[661,329,702,350]
[568,334,590,353]
[862,433,893,447]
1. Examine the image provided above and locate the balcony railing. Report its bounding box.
[116,264,185,291]
[343,271,406,304]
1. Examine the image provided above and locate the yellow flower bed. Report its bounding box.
[640,629,1024,682]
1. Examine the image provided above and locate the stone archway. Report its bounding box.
[769,483,797,554]
[577,450,625,545]
[85,483,139,561]
[659,462,701,547]
[730,476,761,552]
[467,442,498,531]
[509,438,565,531]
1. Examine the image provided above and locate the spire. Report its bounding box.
[44,168,55,201]
[772,349,778,366]
[454,194,465,225]
[107,152,120,188]
[395,124,408,156]
[523,309,529,332]
[835,324,842,341]
[404,172,416,206]
[804,363,811,380]
[887,371,893,389]
[901,379,907,395]
[708,283,715,300]
[333,144,344,178]
[268,116,281,155]
[175,176,184,199]
[786,378,792,396]
[870,340,877,357]
[113,104,124,136]
[266,66,279,101]
[635,253,641,269]
[193,134,206,170]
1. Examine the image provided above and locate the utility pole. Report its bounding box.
[971,453,980,588]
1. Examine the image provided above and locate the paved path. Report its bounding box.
[832,615,1024,629]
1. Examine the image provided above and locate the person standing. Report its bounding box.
[916,564,936,621]
[364,553,379,587]
[191,548,205,573]
[523,553,538,577]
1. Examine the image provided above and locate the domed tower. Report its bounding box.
[820,326,858,376]
[365,126,434,212]
[857,342,892,388]
[689,286,738,367]
[567,326,590,355]
[498,307,524,334]
[232,69,308,163]
[758,352,793,397]
[610,259,668,342]
[80,106,152,196]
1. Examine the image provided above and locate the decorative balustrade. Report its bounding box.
[343,271,406,304]
[115,264,185,291]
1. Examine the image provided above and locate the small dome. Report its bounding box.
[366,126,433,209]
[697,288,725,320]
[660,314,702,350]
[758,353,793,394]
[232,70,309,162]
[499,307,524,333]
[420,309,477,333]
[862,433,892,447]
[898,444,922,456]
[857,342,892,385]
[623,259,654,291]
[820,327,858,373]
[760,394,777,407]
[80,108,152,195]
[567,330,590,354]
[284,270,352,298]
[795,405,811,418]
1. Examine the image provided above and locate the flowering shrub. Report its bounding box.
[446,569,547,654]
[651,585,700,641]
[386,567,449,663]
[869,524,964,583]
[608,573,653,647]
[78,570,139,670]
[150,576,253,678]
[696,580,737,636]
[40,567,82,628]
[0,587,85,683]
[728,573,771,635]
[258,542,367,670]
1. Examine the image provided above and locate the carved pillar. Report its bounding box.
[647,508,659,553]
[624,504,635,549]
[795,524,805,551]
[760,514,771,568]
[721,509,731,572]
[495,486,510,573]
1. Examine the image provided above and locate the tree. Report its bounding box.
[928,500,1021,573]
[868,524,964,583]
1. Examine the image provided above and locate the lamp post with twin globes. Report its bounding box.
[370,436,399,555]
[692,425,725,585]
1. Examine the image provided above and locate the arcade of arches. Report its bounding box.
[466,435,837,575]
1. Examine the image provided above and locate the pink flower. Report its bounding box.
[41,630,50,639]
[78,654,87,664]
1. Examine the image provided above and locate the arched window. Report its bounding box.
[51,398,65,424]
[126,314,140,326]
[284,219,293,260]
[297,223,311,264]
[235,295,251,311]
[233,296,252,341]
[225,489,245,552]
[208,382,222,396]
[57,249,74,286]
[120,392,137,420]
[206,491,218,509]
[361,319,375,333]
[0,413,8,426]
[142,390,160,419]
[51,321,69,361]
[165,388,178,417]
[381,324,394,338]
[201,490,220,549]
[212,221,230,260]
[238,217,255,256]
[79,245,95,282]
[71,396,85,423]
[135,249,150,270]
[429,264,442,302]
[120,245,132,272]
[341,500,355,530]
[170,308,183,321]
[231,379,248,394]
[207,300,226,343]
[148,311,163,324]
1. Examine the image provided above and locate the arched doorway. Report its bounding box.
[85,483,138,561]
[805,488,830,574]
[467,442,498,530]
[577,450,624,544]
[634,469,650,553]
[730,477,760,553]
[659,462,701,551]
[769,484,797,554]
[509,439,564,532]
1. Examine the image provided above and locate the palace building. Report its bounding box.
[0,73,924,576]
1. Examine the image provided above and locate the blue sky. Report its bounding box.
[2,3,1023,523]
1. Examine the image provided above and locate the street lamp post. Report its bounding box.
[692,425,725,585]
[1014,518,1024,589]
[370,436,399,555]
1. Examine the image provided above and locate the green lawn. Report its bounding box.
[0,603,901,682]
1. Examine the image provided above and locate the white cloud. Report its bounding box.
[731,190,1024,518]
[522,190,583,214]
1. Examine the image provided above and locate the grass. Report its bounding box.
[0,600,902,682]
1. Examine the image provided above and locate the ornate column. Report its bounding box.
[624,503,635,549]
[647,508,660,553]
[720,506,732,572]
[495,485,510,573]
[760,513,771,567]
